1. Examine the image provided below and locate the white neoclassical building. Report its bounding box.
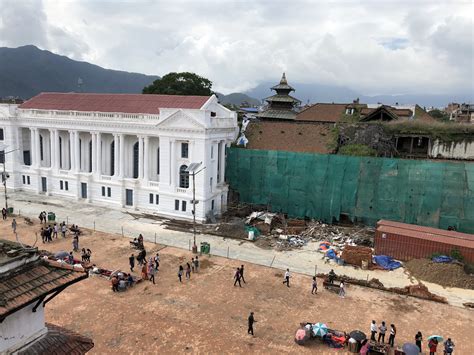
[0,93,238,221]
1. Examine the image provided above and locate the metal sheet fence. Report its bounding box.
[226,148,474,233]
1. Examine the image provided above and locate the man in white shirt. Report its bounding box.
[370,320,377,341]
[283,269,291,287]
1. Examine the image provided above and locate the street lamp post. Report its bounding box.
[185,162,206,253]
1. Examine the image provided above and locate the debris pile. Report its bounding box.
[341,245,373,268]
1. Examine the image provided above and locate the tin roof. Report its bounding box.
[377,222,474,249]
[17,323,94,355]
[19,92,211,115]
[377,220,474,241]
[0,258,88,319]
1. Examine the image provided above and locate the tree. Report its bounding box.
[428,109,449,122]
[143,72,213,96]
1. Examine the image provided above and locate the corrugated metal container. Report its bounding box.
[375,220,474,263]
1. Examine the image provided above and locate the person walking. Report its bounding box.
[68,251,74,265]
[2,207,7,220]
[248,312,256,336]
[46,226,52,242]
[154,253,160,270]
[429,338,438,355]
[234,267,242,287]
[178,265,184,282]
[194,256,199,273]
[81,248,88,262]
[86,249,92,263]
[191,258,195,272]
[388,324,396,347]
[40,227,45,243]
[11,219,17,234]
[111,276,119,292]
[185,262,191,280]
[72,235,79,251]
[283,269,291,287]
[240,265,246,284]
[53,223,58,238]
[443,338,454,354]
[129,254,135,272]
[311,276,318,294]
[338,281,345,298]
[141,262,148,281]
[378,321,387,343]
[370,321,377,341]
[148,259,156,284]
[415,331,423,352]
[61,223,67,238]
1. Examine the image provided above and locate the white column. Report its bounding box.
[138,136,144,179]
[143,136,149,181]
[69,130,74,171]
[35,129,41,168]
[96,132,102,175]
[170,139,175,186]
[30,128,36,167]
[113,134,119,177]
[54,130,60,170]
[220,140,226,183]
[91,132,97,174]
[119,134,125,178]
[49,129,55,169]
[74,131,80,173]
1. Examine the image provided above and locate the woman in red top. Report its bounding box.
[429,338,438,355]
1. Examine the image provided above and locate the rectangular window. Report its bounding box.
[0,150,4,164]
[27,176,30,184]
[107,187,111,197]
[22,175,26,184]
[60,180,63,190]
[217,142,222,183]
[39,135,44,161]
[175,199,179,211]
[101,186,105,196]
[156,148,160,175]
[149,193,154,204]
[211,145,214,159]
[0,128,4,140]
[181,200,187,212]
[211,199,215,210]
[181,142,188,158]
[65,181,68,191]
[210,111,216,117]
[210,177,213,192]
[155,194,159,205]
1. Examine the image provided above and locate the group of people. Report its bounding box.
[178,257,200,282]
[233,265,246,287]
[130,234,144,250]
[368,321,455,354]
[39,221,72,243]
[111,272,135,292]
[81,248,92,263]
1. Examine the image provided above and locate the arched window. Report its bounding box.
[179,165,189,188]
[110,141,115,175]
[133,142,139,178]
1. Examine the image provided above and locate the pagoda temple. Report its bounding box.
[258,73,301,120]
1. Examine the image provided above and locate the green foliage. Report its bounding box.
[450,248,464,262]
[338,144,377,157]
[326,126,340,152]
[429,109,450,122]
[382,121,474,142]
[340,111,361,123]
[143,72,213,96]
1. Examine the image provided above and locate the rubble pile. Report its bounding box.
[341,245,373,267]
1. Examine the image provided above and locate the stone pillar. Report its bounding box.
[119,134,125,178]
[74,131,80,173]
[69,130,75,171]
[143,136,149,181]
[96,132,102,175]
[54,130,60,171]
[34,129,41,168]
[113,134,119,177]
[91,132,97,174]
[138,136,144,179]
[170,139,175,187]
[49,129,55,169]
[30,128,36,167]
[219,140,226,183]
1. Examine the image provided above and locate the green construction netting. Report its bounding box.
[226,148,474,233]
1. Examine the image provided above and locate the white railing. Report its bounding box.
[176,188,187,193]
[23,109,160,121]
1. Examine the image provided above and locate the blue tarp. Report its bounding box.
[432,255,453,263]
[326,249,337,259]
[373,255,402,270]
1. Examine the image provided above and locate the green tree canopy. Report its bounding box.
[428,109,449,122]
[143,72,213,96]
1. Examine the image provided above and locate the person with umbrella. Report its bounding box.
[429,337,439,355]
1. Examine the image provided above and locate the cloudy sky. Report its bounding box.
[0,0,472,95]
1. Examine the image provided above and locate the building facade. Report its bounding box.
[0,93,238,221]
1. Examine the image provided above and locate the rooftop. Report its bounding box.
[19,92,211,115]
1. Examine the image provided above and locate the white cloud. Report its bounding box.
[1,0,473,96]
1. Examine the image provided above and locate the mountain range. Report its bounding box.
[0,45,470,108]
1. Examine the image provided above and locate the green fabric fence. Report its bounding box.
[226,148,474,233]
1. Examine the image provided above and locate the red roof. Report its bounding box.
[377,220,474,241]
[19,92,211,114]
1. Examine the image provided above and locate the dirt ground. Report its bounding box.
[2,217,473,354]
[405,259,474,289]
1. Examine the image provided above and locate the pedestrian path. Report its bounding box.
[4,190,473,307]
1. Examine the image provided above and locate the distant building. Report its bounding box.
[257,73,301,120]
[446,102,474,123]
[0,239,92,354]
[0,93,238,222]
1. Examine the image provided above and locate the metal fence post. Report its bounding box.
[227,246,229,258]
[154,232,157,244]
[93,221,96,231]
[121,226,124,237]
[66,216,69,225]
